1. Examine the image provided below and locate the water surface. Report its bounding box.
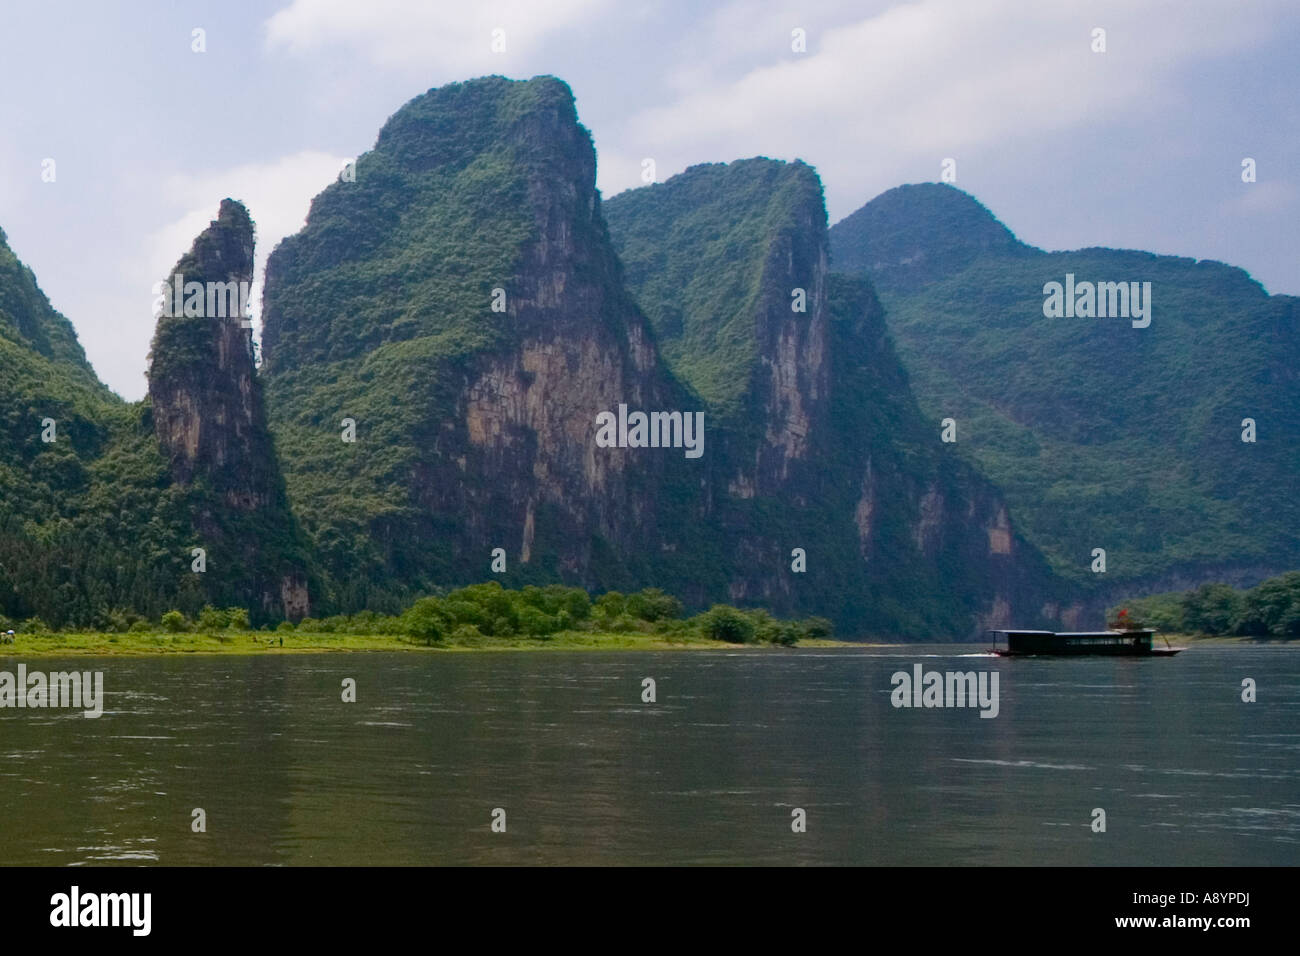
[1,645,1295,865]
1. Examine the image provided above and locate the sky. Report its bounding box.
[0,0,1296,400]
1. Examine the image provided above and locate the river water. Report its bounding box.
[0,645,1295,865]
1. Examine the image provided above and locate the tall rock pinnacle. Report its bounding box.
[147,199,312,619]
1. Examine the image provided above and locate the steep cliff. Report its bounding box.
[603,160,828,485]
[605,160,1055,634]
[261,76,702,612]
[146,200,312,618]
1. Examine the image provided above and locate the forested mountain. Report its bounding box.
[254,77,1056,635]
[830,183,1300,603]
[23,78,1254,637]
[259,76,706,616]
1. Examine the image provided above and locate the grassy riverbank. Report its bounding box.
[2,629,1271,658]
[1165,633,1297,646]
[0,630,854,657]
[0,583,847,656]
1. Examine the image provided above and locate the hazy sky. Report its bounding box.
[1,0,1296,400]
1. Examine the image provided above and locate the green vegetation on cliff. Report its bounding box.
[261,75,675,613]
[604,159,826,419]
[830,183,1300,590]
[3,83,1078,639]
[0,226,186,628]
[607,161,1054,636]
[828,182,1029,293]
[147,198,315,619]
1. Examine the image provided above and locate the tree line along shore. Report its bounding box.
[0,582,838,655]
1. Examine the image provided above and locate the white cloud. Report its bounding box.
[1219,179,1297,216]
[604,0,1284,215]
[657,0,883,96]
[264,0,611,75]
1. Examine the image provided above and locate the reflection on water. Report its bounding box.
[0,646,1295,865]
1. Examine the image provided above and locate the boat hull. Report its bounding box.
[991,629,1183,657]
[993,646,1183,657]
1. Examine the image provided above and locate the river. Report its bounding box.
[1,645,1295,865]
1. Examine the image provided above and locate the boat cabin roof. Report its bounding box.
[988,628,1155,636]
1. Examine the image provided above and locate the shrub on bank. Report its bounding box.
[696,605,756,643]
[1114,570,1300,638]
[24,581,832,646]
[197,606,229,631]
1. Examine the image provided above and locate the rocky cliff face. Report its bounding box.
[149,201,262,488]
[752,208,829,497]
[260,77,700,610]
[467,85,692,578]
[415,112,686,580]
[147,200,312,618]
[606,161,1057,635]
[5,77,1287,635]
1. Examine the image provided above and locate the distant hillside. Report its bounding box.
[830,183,1300,599]
[0,226,110,388]
[829,183,1030,293]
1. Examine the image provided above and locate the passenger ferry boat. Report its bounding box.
[989,628,1183,657]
